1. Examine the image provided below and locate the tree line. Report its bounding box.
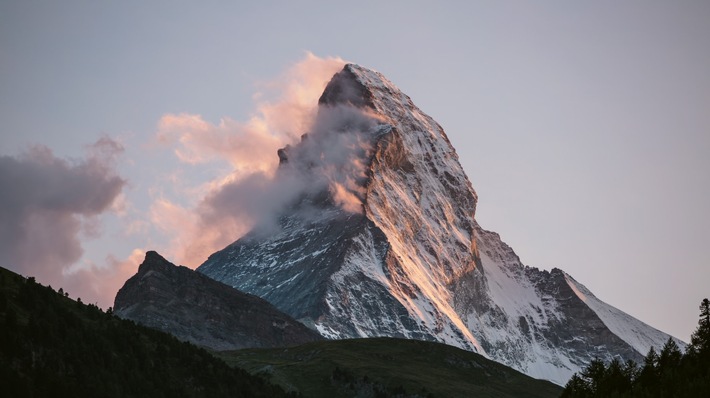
[561,298,710,397]
[0,268,298,398]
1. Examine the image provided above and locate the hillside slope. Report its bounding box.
[221,337,563,398]
[0,266,291,398]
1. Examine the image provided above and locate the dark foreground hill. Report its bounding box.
[0,265,292,398]
[221,337,563,398]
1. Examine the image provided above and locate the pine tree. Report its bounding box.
[602,358,632,395]
[581,358,606,395]
[657,338,683,393]
[635,346,659,393]
[561,373,591,397]
[622,359,638,386]
[658,338,682,371]
[690,298,710,358]
[561,298,710,397]
[686,297,710,392]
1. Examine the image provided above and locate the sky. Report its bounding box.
[1,1,708,341]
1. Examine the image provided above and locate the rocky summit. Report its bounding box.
[197,64,681,385]
[114,251,322,351]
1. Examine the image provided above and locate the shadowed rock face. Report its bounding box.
[114,251,322,351]
[318,66,376,109]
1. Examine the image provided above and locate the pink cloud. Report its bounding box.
[149,198,246,268]
[156,52,347,178]
[63,249,145,309]
[151,53,348,267]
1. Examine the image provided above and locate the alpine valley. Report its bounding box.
[117,64,681,386]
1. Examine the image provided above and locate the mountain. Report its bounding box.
[0,265,290,398]
[197,63,680,385]
[221,337,563,398]
[114,251,322,351]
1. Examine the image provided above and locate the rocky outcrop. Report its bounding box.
[114,251,322,351]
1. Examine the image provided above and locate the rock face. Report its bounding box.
[197,64,680,384]
[114,251,322,351]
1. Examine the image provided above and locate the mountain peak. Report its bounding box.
[318,64,376,108]
[137,250,171,273]
[143,250,167,263]
[202,61,485,351]
[197,64,678,385]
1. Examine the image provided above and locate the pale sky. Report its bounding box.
[1,1,708,341]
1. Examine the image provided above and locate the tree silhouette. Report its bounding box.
[690,298,710,358]
[561,298,710,397]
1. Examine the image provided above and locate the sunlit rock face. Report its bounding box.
[198,64,679,384]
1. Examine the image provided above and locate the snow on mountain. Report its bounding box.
[197,64,679,385]
[564,272,679,356]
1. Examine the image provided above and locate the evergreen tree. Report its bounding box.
[560,298,710,397]
[689,298,710,360]
[635,346,659,392]
[684,297,710,396]
[602,358,632,395]
[622,359,638,387]
[581,358,606,395]
[0,268,292,398]
[658,338,682,371]
[657,338,683,394]
[561,374,591,398]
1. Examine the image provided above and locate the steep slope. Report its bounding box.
[221,337,563,398]
[198,63,680,384]
[201,64,483,350]
[457,223,678,383]
[115,251,322,350]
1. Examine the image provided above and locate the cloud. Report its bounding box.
[0,137,127,306]
[152,53,360,266]
[149,197,242,269]
[0,55,382,307]
[62,249,145,309]
[149,54,351,267]
[270,103,386,216]
[156,114,284,176]
[156,52,347,178]
[151,54,390,270]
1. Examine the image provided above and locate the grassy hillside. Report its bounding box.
[0,266,293,398]
[221,337,563,398]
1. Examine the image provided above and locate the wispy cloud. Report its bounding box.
[152,53,351,267]
[156,52,347,178]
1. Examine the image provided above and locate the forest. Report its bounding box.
[0,267,295,398]
[561,298,710,397]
